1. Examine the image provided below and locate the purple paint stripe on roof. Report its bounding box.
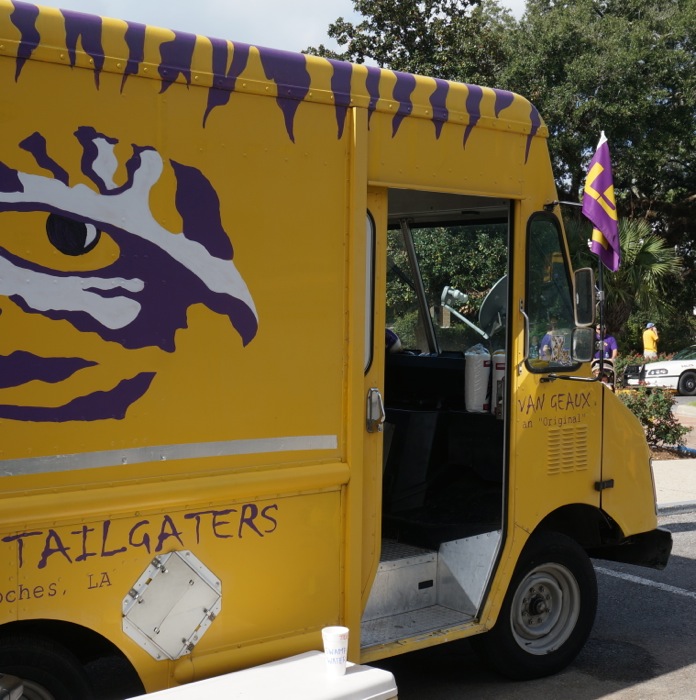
[391,72,416,136]
[122,21,146,92]
[493,89,515,118]
[328,60,352,139]
[205,38,234,118]
[258,47,311,142]
[63,9,104,88]
[0,351,96,388]
[19,132,69,185]
[463,84,483,147]
[10,1,39,80]
[0,372,155,422]
[525,104,542,163]
[209,38,231,84]
[158,31,196,93]
[204,39,251,126]
[366,67,381,126]
[430,79,449,138]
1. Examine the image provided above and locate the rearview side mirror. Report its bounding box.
[572,327,595,363]
[574,268,595,327]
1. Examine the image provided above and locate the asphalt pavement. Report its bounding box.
[652,402,696,514]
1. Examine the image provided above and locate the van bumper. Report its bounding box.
[588,527,672,570]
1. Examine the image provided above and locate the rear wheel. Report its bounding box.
[0,636,93,700]
[678,371,696,396]
[472,531,597,680]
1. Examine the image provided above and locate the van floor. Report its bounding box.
[361,602,472,649]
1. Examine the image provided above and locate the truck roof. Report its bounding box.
[1,0,546,147]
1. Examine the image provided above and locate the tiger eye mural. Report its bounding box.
[0,125,259,422]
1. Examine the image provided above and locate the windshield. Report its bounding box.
[525,214,577,370]
[672,346,696,361]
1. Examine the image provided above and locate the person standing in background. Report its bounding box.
[643,323,659,359]
[594,324,618,360]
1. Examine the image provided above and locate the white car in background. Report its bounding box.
[643,345,696,395]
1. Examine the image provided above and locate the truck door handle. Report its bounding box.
[366,387,385,433]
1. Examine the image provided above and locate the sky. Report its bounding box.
[23,0,527,53]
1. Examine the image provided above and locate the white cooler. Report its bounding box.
[127,651,398,700]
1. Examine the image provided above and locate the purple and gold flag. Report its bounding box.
[582,132,620,271]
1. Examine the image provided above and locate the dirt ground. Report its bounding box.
[650,447,687,460]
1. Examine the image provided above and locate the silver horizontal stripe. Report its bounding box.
[0,435,339,477]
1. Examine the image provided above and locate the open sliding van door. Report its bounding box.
[361,188,512,661]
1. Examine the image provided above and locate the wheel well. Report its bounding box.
[0,619,144,695]
[536,504,622,549]
[0,619,115,664]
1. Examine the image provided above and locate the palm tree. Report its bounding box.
[565,217,681,333]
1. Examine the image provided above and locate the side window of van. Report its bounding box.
[366,212,375,372]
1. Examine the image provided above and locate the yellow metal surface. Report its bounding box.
[511,370,603,531]
[0,0,659,691]
[600,391,659,535]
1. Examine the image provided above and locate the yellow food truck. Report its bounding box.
[0,1,671,696]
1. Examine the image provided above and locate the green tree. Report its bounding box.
[387,224,508,349]
[566,216,685,351]
[387,224,507,317]
[502,0,695,238]
[305,0,514,86]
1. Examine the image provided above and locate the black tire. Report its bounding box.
[471,531,597,680]
[678,371,696,396]
[0,635,94,700]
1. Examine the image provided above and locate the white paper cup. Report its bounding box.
[322,626,349,676]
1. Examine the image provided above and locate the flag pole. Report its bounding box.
[597,261,604,377]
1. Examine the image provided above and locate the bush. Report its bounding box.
[618,387,690,448]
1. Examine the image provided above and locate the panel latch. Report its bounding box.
[594,479,615,492]
[366,387,386,433]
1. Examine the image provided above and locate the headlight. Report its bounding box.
[647,368,668,376]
